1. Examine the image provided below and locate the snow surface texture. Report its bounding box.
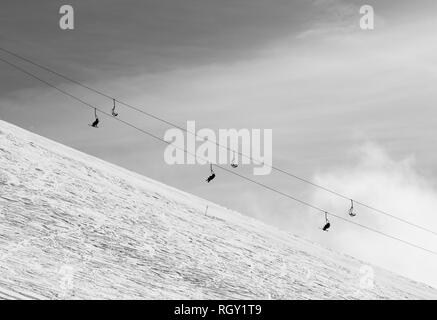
[0,120,436,300]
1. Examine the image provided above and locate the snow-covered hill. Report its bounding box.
[0,120,436,300]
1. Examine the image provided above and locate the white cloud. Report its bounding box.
[310,142,437,288]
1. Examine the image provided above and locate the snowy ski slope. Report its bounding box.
[0,120,436,299]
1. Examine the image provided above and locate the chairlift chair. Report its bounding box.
[111,99,118,117]
[322,212,331,231]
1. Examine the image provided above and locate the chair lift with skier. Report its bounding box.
[206,164,216,183]
[231,150,238,168]
[348,199,356,217]
[322,212,331,231]
[111,99,118,117]
[90,108,99,128]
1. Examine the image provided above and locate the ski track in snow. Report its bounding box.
[0,120,436,300]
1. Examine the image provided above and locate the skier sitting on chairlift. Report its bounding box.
[322,212,331,231]
[206,164,216,183]
[91,117,99,128]
[91,108,99,128]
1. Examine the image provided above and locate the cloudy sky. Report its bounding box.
[1,0,437,288]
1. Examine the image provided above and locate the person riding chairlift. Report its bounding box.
[322,212,331,231]
[91,108,99,128]
[206,164,216,183]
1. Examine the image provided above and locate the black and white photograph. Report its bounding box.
[0,0,437,306]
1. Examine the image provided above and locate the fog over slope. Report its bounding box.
[0,120,436,299]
